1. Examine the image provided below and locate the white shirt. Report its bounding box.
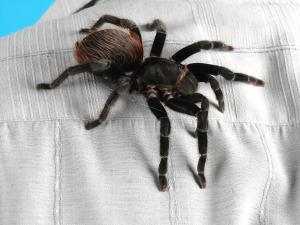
[1,0,299,224]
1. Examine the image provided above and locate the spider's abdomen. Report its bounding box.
[140,57,198,95]
[74,29,143,71]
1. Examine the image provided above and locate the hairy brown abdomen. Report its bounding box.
[74,29,143,71]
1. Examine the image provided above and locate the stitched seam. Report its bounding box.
[258,0,292,125]
[2,117,300,128]
[255,124,273,225]
[277,2,300,123]
[54,120,62,225]
[2,43,300,63]
[58,120,63,225]
[168,136,177,225]
[53,122,57,224]
[276,4,299,123]
[266,3,292,123]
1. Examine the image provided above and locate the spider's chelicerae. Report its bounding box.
[37,15,264,191]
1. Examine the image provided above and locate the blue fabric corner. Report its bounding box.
[0,0,55,37]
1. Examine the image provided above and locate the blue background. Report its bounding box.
[0,0,55,37]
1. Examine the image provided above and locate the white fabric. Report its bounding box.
[1,0,300,224]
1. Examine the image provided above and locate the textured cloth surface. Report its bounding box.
[1,0,300,224]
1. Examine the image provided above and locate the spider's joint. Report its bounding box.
[120,19,136,29]
[231,73,236,81]
[169,57,176,62]
[196,128,208,133]
[148,93,157,98]
[146,86,158,98]
[157,30,166,34]
[196,109,208,115]
[208,75,214,81]
[160,133,169,137]
[125,71,134,76]
[159,174,167,177]
[163,93,173,101]
[166,95,174,100]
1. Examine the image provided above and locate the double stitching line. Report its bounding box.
[255,124,273,225]
[54,120,62,225]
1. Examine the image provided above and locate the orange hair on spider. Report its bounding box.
[74,29,143,71]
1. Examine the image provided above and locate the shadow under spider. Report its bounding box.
[131,134,160,189]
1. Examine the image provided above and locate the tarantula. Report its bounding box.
[37,15,264,191]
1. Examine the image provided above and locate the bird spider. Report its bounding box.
[37,15,264,191]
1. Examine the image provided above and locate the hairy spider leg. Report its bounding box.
[85,75,132,129]
[85,91,119,130]
[146,86,171,191]
[74,0,99,13]
[36,63,90,90]
[176,92,207,103]
[187,66,225,112]
[145,19,167,57]
[187,63,265,86]
[165,96,209,189]
[80,15,142,40]
[171,40,234,63]
[36,59,113,90]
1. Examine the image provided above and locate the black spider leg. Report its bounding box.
[74,0,99,13]
[36,64,90,90]
[187,66,225,112]
[80,15,142,40]
[146,86,171,191]
[145,19,166,57]
[171,41,233,63]
[176,93,205,103]
[187,63,265,86]
[165,95,209,189]
[85,76,132,130]
[36,59,112,90]
[85,91,119,130]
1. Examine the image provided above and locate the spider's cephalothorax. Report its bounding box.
[37,15,265,191]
